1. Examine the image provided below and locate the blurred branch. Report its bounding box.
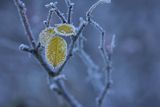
[48,75,82,107]
[74,33,103,91]
[97,35,115,107]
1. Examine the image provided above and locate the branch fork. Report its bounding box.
[14,0,113,107]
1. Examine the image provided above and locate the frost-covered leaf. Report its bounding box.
[55,24,76,36]
[45,36,67,68]
[39,27,56,47]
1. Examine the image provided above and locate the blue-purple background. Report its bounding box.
[0,0,160,107]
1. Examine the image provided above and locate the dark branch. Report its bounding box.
[64,0,74,23]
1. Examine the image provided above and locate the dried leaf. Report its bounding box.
[55,24,76,36]
[39,27,56,47]
[45,36,67,68]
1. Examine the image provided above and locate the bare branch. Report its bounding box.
[48,75,82,107]
[18,45,57,77]
[96,53,112,107]
[55,18,87,75]
[75,34,103,91]
[86,0,110,21]
[55,80,82,107]
[90,19,108,64]
[96,35,115,107]
[64,0,74,23]
[13,0,36,49]
[85,1,113,106]
[45,2,67,23]
[44,8,55,27]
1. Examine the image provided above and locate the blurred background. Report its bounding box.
[0,0,160,107]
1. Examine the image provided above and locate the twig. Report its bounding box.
[55,18,87,75]
[55,80,82,107]
[48,76,83,107]
[85,1,112,106]
[19,44,56,77]
[96,52,112,107]
[13,0,36,49]
[86,0,105,22]
[96,35,115,107]
[14,0,57,77]
[91,19,108,63]
[86,0,110,63]
[44,8,55,27]
[75,35,103,91]
[45,2,67,23]
[48,75,82,107]
[64,0,74,23]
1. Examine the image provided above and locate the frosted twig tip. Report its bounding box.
[19,44,29,50]
[45,2,58,8]
[19,44,33,53]
[99,0,111,3]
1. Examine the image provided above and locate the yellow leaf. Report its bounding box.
[39,27,56,47]
[55,24,76,36]
[45,36,67,68]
